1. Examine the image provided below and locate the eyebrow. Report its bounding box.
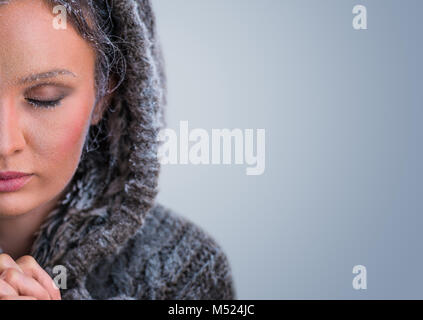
[17,69,77,85]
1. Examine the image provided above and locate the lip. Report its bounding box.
[0,172,34,193]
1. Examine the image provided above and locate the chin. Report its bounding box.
[0,193,40,218]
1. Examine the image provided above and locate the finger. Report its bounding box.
[16,256,61,300]
[0,278,18,297]
[0,268,51,300]
[0,254,24,273]
[0,295,37,300]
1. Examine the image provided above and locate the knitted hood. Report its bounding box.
[21,0,167,296]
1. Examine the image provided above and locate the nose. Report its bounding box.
[0,97,26,157]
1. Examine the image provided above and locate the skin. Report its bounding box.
[0,0,113,299]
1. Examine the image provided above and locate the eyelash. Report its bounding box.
[25,97,64,109]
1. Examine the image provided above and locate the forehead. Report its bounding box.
[0,0,95,85]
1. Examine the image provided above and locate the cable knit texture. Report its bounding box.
[0,0,236,300]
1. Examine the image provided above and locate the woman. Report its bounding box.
[0,0,236,300]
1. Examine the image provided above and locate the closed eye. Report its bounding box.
[26,97,64,109]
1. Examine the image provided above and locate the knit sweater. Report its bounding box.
[0,0,236,300]
[83,203,235,300]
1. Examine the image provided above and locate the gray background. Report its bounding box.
[153,0,423,299]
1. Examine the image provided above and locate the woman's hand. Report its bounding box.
[0,254,61,300]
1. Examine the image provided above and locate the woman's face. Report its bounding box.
[0,0,99,217]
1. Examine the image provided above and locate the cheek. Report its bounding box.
[28,98,94,183]
[54,113,89,161]
[61,107,90,148]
